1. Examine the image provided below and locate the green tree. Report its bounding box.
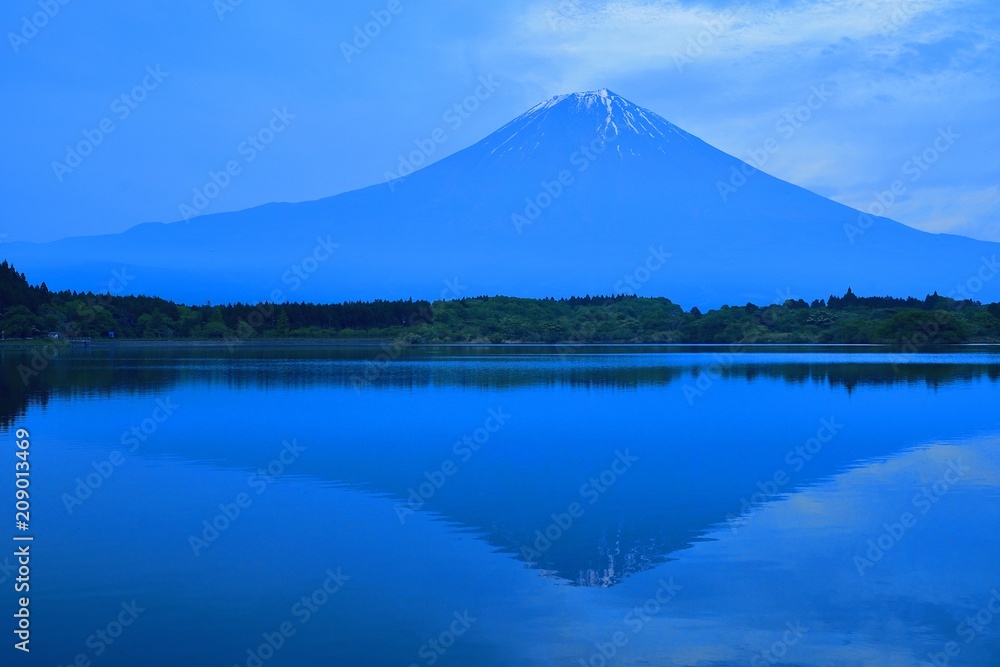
[138,310,176,339]
[276,309,291,336]
[876,310,968,345]
[202,320,233,339]
[0,305,39,338]
[174,306,201,337]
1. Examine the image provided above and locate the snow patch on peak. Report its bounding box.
[527,93,571,114]
[575,88,613,110]
[478,89,694,162]
[528,88,619,114]
[577,88,614,99]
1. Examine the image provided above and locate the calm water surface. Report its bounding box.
[2,345,999,666]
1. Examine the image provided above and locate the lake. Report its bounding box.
[2,344,1000,666]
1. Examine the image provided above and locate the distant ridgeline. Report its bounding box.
[1,261,999,345]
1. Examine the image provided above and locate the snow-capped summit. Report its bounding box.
[526,88,627,114]
[475,88,692,162]
[4,90,1000,308]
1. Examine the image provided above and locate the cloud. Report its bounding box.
[869,184,1000,236]
[509,0,957,81]
[485,0,1000,241]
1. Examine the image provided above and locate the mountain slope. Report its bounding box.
[4,89,998,308]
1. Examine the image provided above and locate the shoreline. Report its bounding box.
[2,340,999,350]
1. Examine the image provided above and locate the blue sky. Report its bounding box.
[2,0,998,243]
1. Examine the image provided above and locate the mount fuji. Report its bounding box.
[5,89,999,307]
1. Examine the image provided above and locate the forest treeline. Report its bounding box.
[2,261,1000,345]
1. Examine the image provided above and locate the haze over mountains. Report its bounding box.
[5,89,999,308]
